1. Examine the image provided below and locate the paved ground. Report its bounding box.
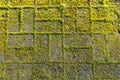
[0,0,120,80]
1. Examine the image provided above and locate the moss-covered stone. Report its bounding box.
[64,48,93,62]
[107,34,120,61]
[94,64,120,78]
[78,63,93,80]
[8,34,34,46]
[0,21,6,33]
[35,35,49,61]
[5,48,34,62]
[77,8,91,32]
[37,0,49,6]
[64,63,77,80]
[22,8,34,32]
[5,63,18,80]
[36,21,62,32]
[0,0,120,80]
[8,9,20,32]
[32,63,50,79]
[92,34,108,61]
[92,21,117,33]
[64,34,91,46]
[19,63,32,80]
[36,8,61,19]
[91,7,115,20]
[50,35,63,60]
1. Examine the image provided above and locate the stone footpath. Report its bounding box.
[0,0,120,80]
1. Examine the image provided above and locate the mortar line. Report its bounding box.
[62,29,65,80]
[75,7,77,33]
[89,0,95,80]
[2,5,9,80]
[19,8,23,32]
[91,34,95,80]
[3,5,11,79]
[48,34,51,62]
[60,5,66,80]
[17,62,20,80]
[48,34,52,80]
[33,0,37,63]
[105,34,110,62]
[0,5,117,9]
[2,62,5,80]
[76,7,79,34]
[31,0,37,79]
[7,31,116,35]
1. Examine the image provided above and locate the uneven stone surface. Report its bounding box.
[0,0,120,80]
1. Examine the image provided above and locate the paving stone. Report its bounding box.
[22,8,34,32]
[36,21,62,32]
[5,48,34,62]
[77,8,91,32]
[94,64,120,78]
[64,48,93,62]
[5,63,18,80]
[8,34,34,46]
[36,8,61,19]
[64,34,91,46]
[19,63,32,80]
[92,34,108,61]
[32,63,50,79]
[107,35,120,61]
[50,35,63,60]
[78,63,93,80]
[64,63,78,80]
[8,9,20,32]
[91,7,116,20]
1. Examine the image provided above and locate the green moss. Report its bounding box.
[36,8,61,19]
[0,62,4,78]
[0,0,7,6]
[62,0,89,7]
[0,0,120,80]
[58,4,65,11]
[36,21,62,32]
[107,35,120,61]
[5,47,34,62]
[64,48,92,62]
[37,0,49,6]
[92,21,117,33]
[91,7,115,20]
[77,8,91,32]
[94,64,120,78]
[92,34,108,61]
[0,21,6,32]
